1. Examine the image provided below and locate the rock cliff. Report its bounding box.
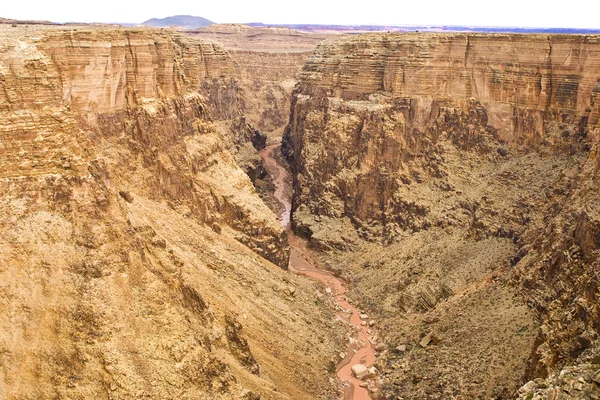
[285,33,600,231]
[191,24,327,213]
[0,27,286,266]
[284,33,600,398]
[0,26,341,399]
[192,24,328,136]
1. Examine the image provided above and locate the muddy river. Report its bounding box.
[259,143,377,400]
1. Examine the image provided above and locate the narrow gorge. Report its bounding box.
[1,22,600,400]
[259,142,379,399]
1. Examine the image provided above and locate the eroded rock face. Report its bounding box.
[0,26,340,399]
[231,50,314,135]
[284,32,600,398]
[284,33,600,234]
[0,27,287,267]
[192,24,327,138]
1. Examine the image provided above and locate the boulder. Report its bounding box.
[351,364,377,380]
[419,332,440,347]
[352,364,369,379]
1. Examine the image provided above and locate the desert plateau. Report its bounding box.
[0,9,599,400]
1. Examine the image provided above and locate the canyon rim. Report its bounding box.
[0,19,599,400]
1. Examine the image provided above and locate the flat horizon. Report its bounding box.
[4,17,600,34]
[2,0,599,30]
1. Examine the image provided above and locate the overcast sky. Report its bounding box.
[3,0,599,29]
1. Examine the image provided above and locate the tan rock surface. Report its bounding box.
[0,25,342,399]
[191,24,328,215]
[192,24,329,138]
[284,32,600,398]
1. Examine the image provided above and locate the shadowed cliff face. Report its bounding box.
[191,25,327,140]
[0,26,342,399]
[284,33,600,398]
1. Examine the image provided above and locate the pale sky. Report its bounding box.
[3,0,599,29]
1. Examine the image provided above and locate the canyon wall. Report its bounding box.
[0,26,341,399]
[285,33,600,233]
[231,50,310,135]
[290,33,600,143]
[192,25,327,137]
[284,33,600,398]
[190,24,327,213]
[0,27,285,265]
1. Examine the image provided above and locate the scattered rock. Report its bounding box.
[368,366,377,377]
[239,388,261,400]
[395,344,407,353]
[593,369,600,384]
[352,364,369,379]
[119,190,134,203]
[285,286,296,296]
[497,146,509,156]
[359,314,369,320]
[351,364,377,380]
[419,332,439,347]
[151,236,167,248]
[369,320,376,326]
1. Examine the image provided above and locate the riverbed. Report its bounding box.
[259,143,377,400]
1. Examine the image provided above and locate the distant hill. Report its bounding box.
[142,15,214,29]
[0,17,55,25]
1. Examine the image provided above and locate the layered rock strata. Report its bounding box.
[192,24,328,137]
[191,25,327,213]
[0,26,341,399]
[285,33,600,232]
[284,33,600,398]
[0,27,286,266]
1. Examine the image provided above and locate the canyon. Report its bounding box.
[284,32,600,398]
[0,24,340,399]
[0,20,599,400]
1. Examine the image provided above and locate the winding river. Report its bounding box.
[259,143,377,400]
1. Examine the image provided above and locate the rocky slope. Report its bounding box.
[191,25,328,212]
[0,25,342,399]
[284,33,600,398]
